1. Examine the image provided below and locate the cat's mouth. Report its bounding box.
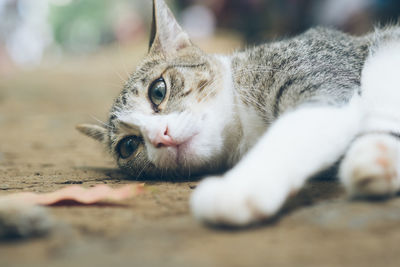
[175,134,198,165]
[150,132,201,170]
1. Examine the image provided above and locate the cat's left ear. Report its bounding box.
[76,124,107,143]
[149,0,193,56]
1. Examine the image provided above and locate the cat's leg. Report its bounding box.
[339,133,400,198]
[340,40,400,198]
[191,99,362,226]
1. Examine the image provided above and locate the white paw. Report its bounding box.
[190,175,289,226]
[340,134,400,198]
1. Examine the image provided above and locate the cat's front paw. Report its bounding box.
[340,134,400,198]
[190,175,288,226]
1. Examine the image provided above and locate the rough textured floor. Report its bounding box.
[1,37,400,267]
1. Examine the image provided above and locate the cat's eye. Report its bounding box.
[149,78,167,107]
[117,136,141,159]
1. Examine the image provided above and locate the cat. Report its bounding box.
[77,0,400,226]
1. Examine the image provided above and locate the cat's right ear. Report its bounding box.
[76,124,107,143]
[149,0,192,56]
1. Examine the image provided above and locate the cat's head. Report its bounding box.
[77,0,240,179]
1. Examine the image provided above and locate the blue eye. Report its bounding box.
[118,136,141,159]
[149,78,167,106]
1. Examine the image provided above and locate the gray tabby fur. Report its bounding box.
[232,27,370,121]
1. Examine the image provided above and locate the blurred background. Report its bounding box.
[1,0,400,72]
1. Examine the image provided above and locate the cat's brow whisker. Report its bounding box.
[89,115,114,129]
[105,82,127,89]
[117,41,132,79]
[113,70,129,85]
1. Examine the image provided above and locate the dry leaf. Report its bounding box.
[0,184,144,206]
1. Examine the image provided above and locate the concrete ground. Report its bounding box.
[1,37,400,267]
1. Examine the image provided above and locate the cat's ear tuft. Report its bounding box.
[149,0,192,56]
[76,124,107,143]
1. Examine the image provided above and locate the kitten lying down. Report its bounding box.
[76,0,400,226]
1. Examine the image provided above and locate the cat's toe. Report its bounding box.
[340,134,400,198]
[190,176,286,226]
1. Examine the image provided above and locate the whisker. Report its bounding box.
[117,41,132,79]
[136,159,151,179]
[114,70,128,85]
[89,115,114,129]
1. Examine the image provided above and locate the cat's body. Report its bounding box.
[77,0,400,226]
[233,27,368,118]
[224,27,370,163]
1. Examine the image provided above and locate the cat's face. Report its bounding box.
[77,0,240,178]
[106,47,237,178]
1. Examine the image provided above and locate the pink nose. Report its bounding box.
[150,127,177,148]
